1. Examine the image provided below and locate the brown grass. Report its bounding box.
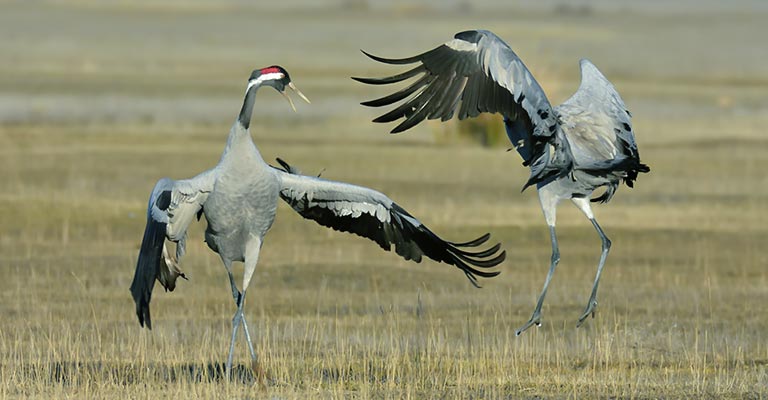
[1,2,768,398]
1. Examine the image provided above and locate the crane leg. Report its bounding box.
[221,259,240,378]
[224,290,259,381]
[226,291,245,378]
[222,238,264,381]
[517,224,559,335]
[571,197,611,327]
[576,217,611,327]
[240,238,266,384]
[238,290,258,367]
[240,238,261,367]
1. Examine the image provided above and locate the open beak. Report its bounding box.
[281,91,297,112]
[280,82,310,113]
[289,82,311,104]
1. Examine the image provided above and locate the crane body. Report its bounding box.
[131,66,505,376]
[354,30,649,335]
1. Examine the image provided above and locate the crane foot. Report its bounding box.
[576,299,598,327]
[516,312,542,336]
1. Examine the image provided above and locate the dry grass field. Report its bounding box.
[1,1,767,398]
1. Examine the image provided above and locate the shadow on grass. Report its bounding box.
[20,361,257,385]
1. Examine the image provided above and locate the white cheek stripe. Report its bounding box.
[246,72,285,92]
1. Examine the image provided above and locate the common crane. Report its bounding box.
[353,30,650,335]
[130,65,505,376]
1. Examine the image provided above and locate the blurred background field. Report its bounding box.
[1,0,767,398]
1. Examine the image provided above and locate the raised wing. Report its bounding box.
[556,59,649,200]
[274,158,504,287]
[130,171,215,329]
[353,29,571,188]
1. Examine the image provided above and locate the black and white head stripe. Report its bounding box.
[246,67,286,92]
[273,158,504,287]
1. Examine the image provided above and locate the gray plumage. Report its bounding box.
[353,30,649,334]
[130,66,505,377]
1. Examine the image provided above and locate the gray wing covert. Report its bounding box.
[559,60,639,158]
[557,59,649,195]
[274,158,504,287]
[130,171,214,329]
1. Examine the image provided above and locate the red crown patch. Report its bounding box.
[260,67,281,74]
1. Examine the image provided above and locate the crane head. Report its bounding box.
[247,66,311,112]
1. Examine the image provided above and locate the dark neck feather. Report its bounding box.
[238,84,259,129]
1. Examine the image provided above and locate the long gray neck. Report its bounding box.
[238,83,260,130]
[222,82,261,158]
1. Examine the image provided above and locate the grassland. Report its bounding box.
[1,1,767,398]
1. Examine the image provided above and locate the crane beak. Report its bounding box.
[281,91,297,112]
[288,82,311,104]
[280,82,310,113]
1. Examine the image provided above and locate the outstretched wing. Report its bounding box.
[129,170,215,329]
[556,59,649,199]
[353,29,571,188]
[274,158,504,287]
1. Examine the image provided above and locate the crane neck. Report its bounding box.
[237,82,261,130]
[220,82,262,159]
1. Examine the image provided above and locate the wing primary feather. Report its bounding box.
[461,75,483,119]
[429,74,466,120]
[448,232,491,247]
[129,179,178,329]
[372,101,417,123]
[352,65,426,85]
[390,77,450,133]
[360,49,434,65]
[451,249,507,269]
[130,209,167,329]
[278,167,504,287]
[420,69,458,120]
[371,80,433,124]
[452,242,502,258]
[361,73,431,107]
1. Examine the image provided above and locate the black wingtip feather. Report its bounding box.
[353,76,395,85]
[449,232,491,247]
[137,301,152,330]
[428,231,504,285]
[360,74,430,107]
[360,49,422,65]
[130,184,173,331]
[352,65,426,87]
[384,204,504,287]
[452,242,502,258]
[281,186,504,290]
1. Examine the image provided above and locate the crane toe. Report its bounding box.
[516,312,542,336]
[576,299,598,327]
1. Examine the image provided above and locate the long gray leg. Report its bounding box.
[221,258,240,377]
[226,267,240,303]
[226,291,244,377]
[517,187,561,336]
[238,290,257,363]
[516,225,560,335]
[240,238,261,367]
[570,197,611,327]
[222,239,264,380]
[576,217,611,327]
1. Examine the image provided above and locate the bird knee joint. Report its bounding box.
[551,252,560,264]
[603,238,612,250]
